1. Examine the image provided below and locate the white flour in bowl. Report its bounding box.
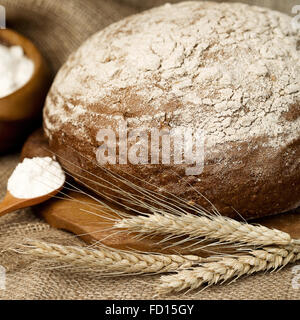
[7,157,65,199]
[0,44,34,98]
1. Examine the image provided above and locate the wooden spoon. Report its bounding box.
[0,188,62,218]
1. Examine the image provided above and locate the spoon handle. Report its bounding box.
[0,189,62,218]
[0,192,24,217]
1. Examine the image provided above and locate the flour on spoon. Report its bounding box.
[7,157,65,199]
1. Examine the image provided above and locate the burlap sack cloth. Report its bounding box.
[0,0,299,300]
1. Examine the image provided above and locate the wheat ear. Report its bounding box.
[19,240,204,274]
[115,212,298,246]
[158,246,300,294]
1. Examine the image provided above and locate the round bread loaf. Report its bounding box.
[43,1,300,220]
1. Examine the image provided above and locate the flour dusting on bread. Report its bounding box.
[44,1,299,150]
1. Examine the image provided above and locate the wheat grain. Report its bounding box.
[20,240,204,274]
[27,149,300,292]
[115,212,295,246]
[158,246,300,294]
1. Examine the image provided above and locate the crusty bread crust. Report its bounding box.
[43,1,300,220]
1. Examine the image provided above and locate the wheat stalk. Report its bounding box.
[115,212,298,247]
[19,240,204,274]
[16,150,300,293]
[158,246,300,294]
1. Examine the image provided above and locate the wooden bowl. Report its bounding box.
[0,29,51,153]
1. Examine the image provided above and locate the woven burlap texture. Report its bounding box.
[119,0,299,14]
[0,0,300,300]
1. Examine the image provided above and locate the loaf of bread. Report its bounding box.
[43,1,300,220]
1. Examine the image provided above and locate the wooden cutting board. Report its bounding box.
[20,129,300,254]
